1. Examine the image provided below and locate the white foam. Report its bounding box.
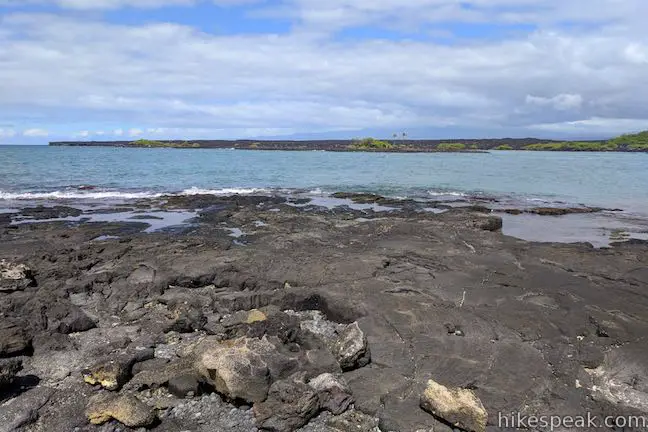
[179,187,270,196]
[427,190,466,197]
[0,190,162,200]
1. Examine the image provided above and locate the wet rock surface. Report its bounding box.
[1,194,648,431]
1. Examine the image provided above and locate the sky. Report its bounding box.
[1,0,648,144]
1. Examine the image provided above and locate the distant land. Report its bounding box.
[50,131,648,152]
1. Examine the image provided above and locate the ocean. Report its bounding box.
[2,146,647,245]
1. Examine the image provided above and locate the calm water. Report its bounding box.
[1,146,647,215]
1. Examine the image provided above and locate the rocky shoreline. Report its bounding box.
[2,193,648,431]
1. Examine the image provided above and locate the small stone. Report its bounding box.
[86,393,157,428]
[326,409,380,431]
[420,379,487,432]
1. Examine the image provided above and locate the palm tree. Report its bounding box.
[401,132,407,146]
[392,133,398,146]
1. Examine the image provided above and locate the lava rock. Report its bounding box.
[57,307,96,334]
[0,358,22,388]
[330,322,370,371]
[164,303,207,333]
[167,373,201,398]
[254,374,320,431]
[309,373,354,415]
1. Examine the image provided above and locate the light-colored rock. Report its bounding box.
[86,393,157,428]
[246,309,267,324]
[0,260,34,292]
[331,322,370,371]
[194,337,274,403]
[82,360,130,391]
[419,379,487,432]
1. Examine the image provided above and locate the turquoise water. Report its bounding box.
[1,146,647,214]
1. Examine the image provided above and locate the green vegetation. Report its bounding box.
[524,141,618,151]
[493,144,513,150]
[349,137,394,150]
[436,142,466,151]
[469,144,479,149]
[609,130,648,150]
[129,139,200,148]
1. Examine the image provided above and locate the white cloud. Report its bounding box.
[529,117,648,135]
[0,2,648,139]
[23,128,49,137]
[74,130,91,138]
[525,94,583,111]
[0,0,258,9]
[0,128,17,138]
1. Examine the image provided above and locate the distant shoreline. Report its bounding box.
[48,133,648,152]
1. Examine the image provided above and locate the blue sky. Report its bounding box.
[1,0,648,144]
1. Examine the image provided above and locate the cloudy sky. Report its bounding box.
[1,0,648,144]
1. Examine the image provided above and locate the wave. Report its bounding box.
[0,187,278,201]
[179,187,271,196]
[427,190,467,197]
[0,190,163,200]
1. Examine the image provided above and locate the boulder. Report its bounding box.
[86,393,156,428]
[330,322,370,371]
[309,373,353,415]
[419,379,487,432]
[0,358,22,388]
[0,260,35,292]
[194,337,273,403]
[254,374,320,431]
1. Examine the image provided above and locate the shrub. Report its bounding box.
[437,142,466,151]
[130,139,166,147]
[493,145,513,150]
[350,138,393,150]
[609,131,648,150]
[524,142,617,151]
